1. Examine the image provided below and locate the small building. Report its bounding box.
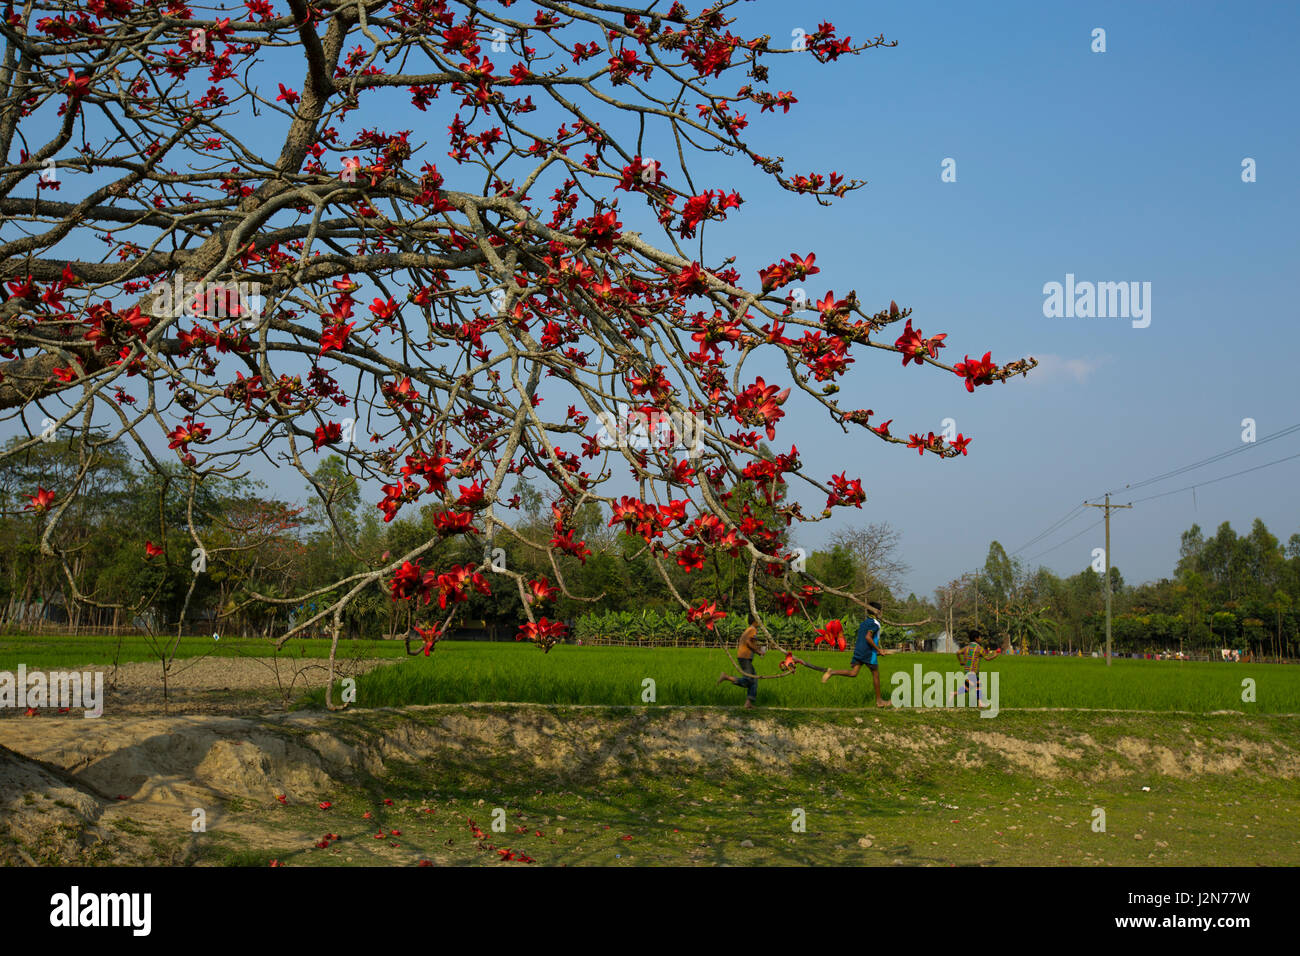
[922,630,958,653]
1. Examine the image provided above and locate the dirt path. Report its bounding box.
[0,655,395,719]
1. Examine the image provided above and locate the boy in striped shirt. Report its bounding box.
[952,627,1001,707]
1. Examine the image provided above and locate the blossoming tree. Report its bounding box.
[0,0,1034,701]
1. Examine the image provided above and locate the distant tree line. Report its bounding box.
[4,436,1296,660]
[0,438,913,642]
[938,527,1300,660]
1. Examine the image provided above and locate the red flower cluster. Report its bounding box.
[678,189,740,237]
[907,432,942,456]
[669,261,711,297]
[775,585,822,616]
[616,156,666,192]
[388,561,491,608]
[740,447,800,504]
[826,472,866,509]
[313,422,342,450]
[682,513,743,556]
[574,210,622,250]
[608,495,688,543]
[167,417,210,450]
[687,600,728,630]
[526,578,558,605]
[319,321,354,354]
[517,617,568,652]
[758,252,819,291]
[549,528,592,563]
[433,509,477,536]
[733,377,790,441]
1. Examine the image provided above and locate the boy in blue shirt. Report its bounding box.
[821,602,892,708]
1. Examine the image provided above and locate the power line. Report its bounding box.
[1091,422,1300,501]
[1128,450,1300,505]
[1014,423,1300,562]
[1010,503,1089,556]
[1018,449,1299,568]
[1024,517,1103,564]
[976,423,1299,587]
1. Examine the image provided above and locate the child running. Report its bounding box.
[717,614,766,709]
[951,625,1002,707]
[821,602,892,708]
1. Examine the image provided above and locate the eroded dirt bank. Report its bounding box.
[2,705,1298,865]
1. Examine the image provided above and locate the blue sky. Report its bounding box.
[8,1,1297,601]
[694,0,1300,597]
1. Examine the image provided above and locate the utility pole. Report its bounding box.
[1084,494,1132,667]
[974,570,980,627]
[947,584,954,650]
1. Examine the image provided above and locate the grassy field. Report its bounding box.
[302,642,1300,713]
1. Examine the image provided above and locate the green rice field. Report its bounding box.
[306,642,1299,713]
[2,634,1294,713]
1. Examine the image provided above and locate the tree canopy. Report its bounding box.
[0,1,1036,664]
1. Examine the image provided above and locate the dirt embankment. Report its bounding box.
[2,706,1298,864]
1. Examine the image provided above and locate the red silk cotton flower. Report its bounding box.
[313,422,342,450]
[25,487,56,513]
[814,619,846,652]
[894,318,946,367]
[319,322,354,355]
[414,623,442,656]
[526,578,558,604]
[953,352,996,392]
